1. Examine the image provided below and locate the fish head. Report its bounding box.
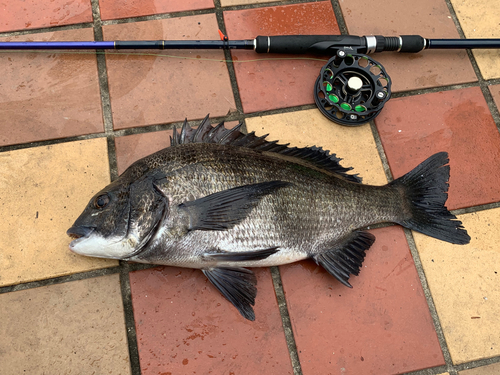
[67,171,167,260]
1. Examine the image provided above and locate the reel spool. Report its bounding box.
[314,50,392,126]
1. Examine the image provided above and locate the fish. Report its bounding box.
[67,115,470,321]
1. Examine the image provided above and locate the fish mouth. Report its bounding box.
[67,226,95,248]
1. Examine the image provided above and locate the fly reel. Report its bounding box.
[314,49,391,126]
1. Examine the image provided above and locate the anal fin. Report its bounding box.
[202,267,257,321]
[313,231,375,288]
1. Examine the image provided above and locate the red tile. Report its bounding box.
[99,0,213,21]
[103,15,236,130]
[115,130,172,175]
[129,267,293,374]
[489,84,500,110]
[224,2,339,113]
[375,87,500,210]
[114,121,238,175]
[281,226,444,374]
[0,29,104,147]
[0,0,92,33]
[339,0,477,92]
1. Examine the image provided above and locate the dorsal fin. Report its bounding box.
[170,115,361,183]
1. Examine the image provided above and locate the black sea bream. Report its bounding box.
[67,116,470,320]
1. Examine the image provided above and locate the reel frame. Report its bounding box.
[314,49,392,126]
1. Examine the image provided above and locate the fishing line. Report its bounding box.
[0,49,329,63]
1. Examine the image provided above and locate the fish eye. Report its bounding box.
[94,194,110,209]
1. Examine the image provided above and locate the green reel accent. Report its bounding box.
[328,94,339,103]
[340,102,352,111]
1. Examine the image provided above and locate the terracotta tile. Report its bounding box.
[0,139,117,287]
[223,2,339,113]
[281,226,445,374]
[0,0,92,33]
[414,208,500,363]
[0,29,104,147]
[450,0,500,80]
[103,15,236,130]
[460,362,500,375]
[99,0,213,21]
[375,87,500,210]
[340,0,477,91]
[488,84,500,110]
[245,109,387,185]
[115,130,172,175]
[0,275,131,374]
[114,121,239,175]
[129,267,293,374]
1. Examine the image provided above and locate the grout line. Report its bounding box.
[0,266,121,295]
[402,228,458,375]
[270,267,303,375]
[369,120,459,375]
[330,0,349,35]
[391,81,479,99]
[90,1,141,374]
[0,23,94,37]
[213,0,244,116]
[443,0,500,130]
[119,261,142,375]
[2,2,500,374]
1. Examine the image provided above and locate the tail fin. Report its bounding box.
[390,152,470,245]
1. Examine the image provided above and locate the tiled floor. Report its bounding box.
[0,1,499,375]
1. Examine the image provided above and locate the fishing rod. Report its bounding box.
[2,33,499,126]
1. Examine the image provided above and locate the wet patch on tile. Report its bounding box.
[0,138,117,287]
[414,208,500,364]
[376,87,500,210]
[0,0,92,33]
[103,15,235,130]
[99,0,213,21]
[281,226,445,374]
[339,0,477,91]
[129,267,293,374]
[245,109,387,185]
[0,274,130,374]
[0,29,103,147]
[450,0,500,80]
[223,2,339,113]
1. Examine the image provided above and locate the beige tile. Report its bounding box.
[245,109,387,185]
[0,139,117,287]
[413,208,500,363]
[459,362,500,374]
[0,275,131,374]
[450,0,500,79]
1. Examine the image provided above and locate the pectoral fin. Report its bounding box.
[203,247,279,262]
[179,181,290,231]
[202,267,258,321]
[314,231,375,288]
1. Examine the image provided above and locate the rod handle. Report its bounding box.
[254,35,365,54]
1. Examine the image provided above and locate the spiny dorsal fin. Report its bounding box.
[170,115,361,183]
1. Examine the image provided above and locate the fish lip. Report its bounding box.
[67,226,95,247]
